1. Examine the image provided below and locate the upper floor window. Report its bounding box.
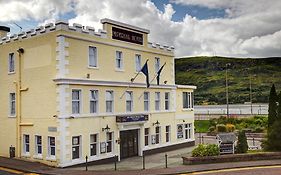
[144,92,150,111]
[135,54,141,72]
[155,57,160,73]
[155,92,160,111]
[72,90,81,114]
[116,51,123,70]
[10,93,16,116]
[89,46,97,67]
[106,91,114,113]
[126,91,133,112]
[8,53,15,73]
[165,92,170,110]
[90,90,98,114]
[183,92,194,109]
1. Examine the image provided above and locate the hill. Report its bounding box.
[175,56,281,105]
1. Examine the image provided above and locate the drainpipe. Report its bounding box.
[15,48,24,157]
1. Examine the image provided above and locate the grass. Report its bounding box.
[195,120,211,133]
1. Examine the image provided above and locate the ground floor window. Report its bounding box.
[165,125,171,142]
[35,135,42,155]
[144,128,150,146]
[48,137,56,157]
[106,132,113,153]
[72,136,81,159]
[177,124,184,139]
[90,134,98,156]
[23,134,30,154]
[185,123,192,139]
[155,126,161,144]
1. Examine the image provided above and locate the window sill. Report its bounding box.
[115,69,124,72]
[88,66,99,69]
[22,153,30,157]
[46,156,56,161]
[8,115,16,118]
[8,72,15,75]
[182,108,194,112]
[33,155,43,160]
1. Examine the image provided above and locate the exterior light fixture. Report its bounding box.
[17,48,24,54]
[153,120,160,126]
[102,124,110,132]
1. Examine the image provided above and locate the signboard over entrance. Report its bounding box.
[116,114,148,123]
[112,27,143,45]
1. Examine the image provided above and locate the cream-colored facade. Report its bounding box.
[0,19,196,167]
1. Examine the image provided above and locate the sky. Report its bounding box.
[0,0,281,58]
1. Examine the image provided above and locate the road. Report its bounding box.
[0,167,39,175]
[182,165,281,175]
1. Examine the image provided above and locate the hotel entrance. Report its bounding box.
[120,129,139,159]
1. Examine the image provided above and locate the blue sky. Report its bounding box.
[0,0,280,57]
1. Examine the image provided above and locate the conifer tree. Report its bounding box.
[268,84,277,130]
[235,130,248,153]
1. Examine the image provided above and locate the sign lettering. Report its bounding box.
[112,27,143,45]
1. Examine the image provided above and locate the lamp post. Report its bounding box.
[249,74,253,115]
[225,63,230,118]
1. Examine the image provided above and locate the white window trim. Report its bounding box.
[164,92,170,111]
[135,54,142,72]
[72,135,82,160]
[9,93,16,117]
[8,53,15,74]
[105,90,114,113]
[23,134,30,156]
[90,133,99,157]
[88,46,98,68]
[106,132,114,153]
[90,90,99,114]
[155,92,161,111]
[165,125,171,143]
[144,92,150,111]
[144,128,150,146]
[47,136,56,160]
[125,91,133,112]
[35,135,42,156]
[183,92,194,110]
[155,57,160,73]
[155,126,161,144]
[72,89,82,115]
[115,51,124,71]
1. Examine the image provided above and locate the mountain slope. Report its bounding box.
[175,56,281,105]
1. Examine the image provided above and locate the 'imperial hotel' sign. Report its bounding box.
[112,27,143,45]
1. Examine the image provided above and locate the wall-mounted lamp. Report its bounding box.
[86,73,90,79]
[183,120,185,122]
[102,124,110,132]
[153,120,160,126]
[17,48,24,54]
[53,115,58,118]
[69,116,75,119]
[164,80,168,84]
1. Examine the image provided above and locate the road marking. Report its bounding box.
[0,166,40,175]
[180,165,281,174]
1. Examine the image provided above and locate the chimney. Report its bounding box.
[0,26,10,38]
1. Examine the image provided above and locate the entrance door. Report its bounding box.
[120,129,138,159]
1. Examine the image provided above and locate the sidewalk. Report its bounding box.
[1,156,281,175]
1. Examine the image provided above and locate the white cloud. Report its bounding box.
[1,0,281,57]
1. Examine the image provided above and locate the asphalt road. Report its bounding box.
[186,165,281,175]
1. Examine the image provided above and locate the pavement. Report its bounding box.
[1,154,281,175]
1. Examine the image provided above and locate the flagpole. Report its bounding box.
[120,59,149,99]
[138,62,166,100]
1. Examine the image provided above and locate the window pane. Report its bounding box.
[89,47,97,67]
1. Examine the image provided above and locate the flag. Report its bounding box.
[141,61,150,88]
[156,63,166,85]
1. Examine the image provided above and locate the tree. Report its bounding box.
[268,84,278,130]
[235,130,248,153]
[263,120,281,151]
[277,92,281,120]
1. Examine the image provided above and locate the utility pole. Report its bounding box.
[225,63,230,118]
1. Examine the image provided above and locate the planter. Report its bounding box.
[182,152,281,165]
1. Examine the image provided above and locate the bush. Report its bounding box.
[216,124,227,132]
[253,126,264,133]
[192,144,220,157]
[263,120,281,151]
[235,130,248,153]
[226,124,235,132]
[208,126,216,132]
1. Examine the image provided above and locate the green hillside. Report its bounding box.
[175,56,281,105]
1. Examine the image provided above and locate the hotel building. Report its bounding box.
[0,19,196,167]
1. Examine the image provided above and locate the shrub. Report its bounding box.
[192,144,219,157]
[216,124,227,132]
[226,124,235,132]
[263,120,281,151]
[208,126,216,132]
[235,130,248,153]
[253,126,264,133]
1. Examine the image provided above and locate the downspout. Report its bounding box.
[16,48,24,157]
